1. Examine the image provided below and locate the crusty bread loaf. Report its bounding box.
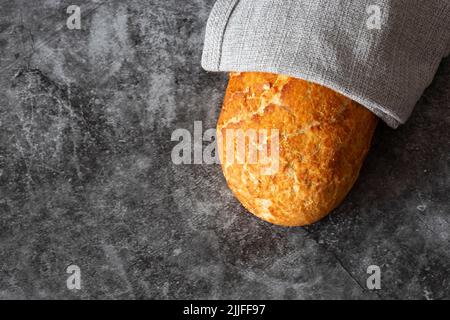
[217,72,378,226]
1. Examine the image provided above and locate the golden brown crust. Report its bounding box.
[217,72,378,226]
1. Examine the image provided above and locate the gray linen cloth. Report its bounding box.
[201,0,450,128]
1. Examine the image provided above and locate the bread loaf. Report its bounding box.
[217,72,378,226]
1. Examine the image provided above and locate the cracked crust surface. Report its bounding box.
[217,72,378,226]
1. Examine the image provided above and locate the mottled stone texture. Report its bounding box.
[0,0,448,300]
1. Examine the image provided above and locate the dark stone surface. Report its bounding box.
[0,0,448,299]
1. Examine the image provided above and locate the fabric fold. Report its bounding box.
[202,0,450,128]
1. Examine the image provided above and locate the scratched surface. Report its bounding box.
[0,0,449,299]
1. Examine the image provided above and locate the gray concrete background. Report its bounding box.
[0,0,449,299]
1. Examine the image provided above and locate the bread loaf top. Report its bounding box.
[217,72,378,226]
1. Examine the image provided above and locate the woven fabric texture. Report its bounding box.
[202,0,450,128]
